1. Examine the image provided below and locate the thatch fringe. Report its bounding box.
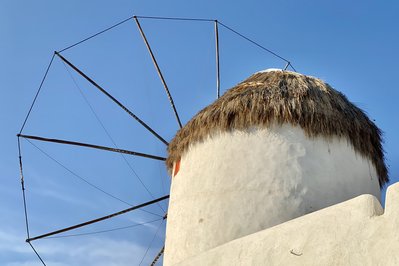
[166,70,388,187]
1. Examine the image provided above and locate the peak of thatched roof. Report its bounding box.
[166,70,388,187]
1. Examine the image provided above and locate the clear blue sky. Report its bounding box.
[1,1,398,265]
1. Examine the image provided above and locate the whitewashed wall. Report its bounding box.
[175,183,399,266]
[164,124,381,265]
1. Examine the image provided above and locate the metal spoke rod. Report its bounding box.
[27,195,169,242]
[134,17,183,129]
[18,134,166,161]
[55,52,169,146]
[150,246,165,266]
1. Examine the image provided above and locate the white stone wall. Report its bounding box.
[175,182,399,266]
[164,125,381,265]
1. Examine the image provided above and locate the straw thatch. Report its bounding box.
[166,70,388,187]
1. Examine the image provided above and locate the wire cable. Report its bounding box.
[58,15,213,53]
[19,139,46,265]
[214,20,221,99]
[54,15,296,72]
[61,62,166,213]
[28,242,46,266]
[139,219,164,266]
[288,62,297,72]
[135,15,214,22]
[19,53,55,134]
[17,137,31,238]
[56,52,169,146]
[24,139,163,218]
[42,218,162,239]
[27,195,169,242]
[58,16,134,53]
[19,13,300,266]
[217,21,291,63]
[158,162,169,210]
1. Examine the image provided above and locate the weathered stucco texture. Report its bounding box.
[175,182,399,266]
[164,125,381,265]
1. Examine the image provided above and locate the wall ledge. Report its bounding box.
[174,182,399,266]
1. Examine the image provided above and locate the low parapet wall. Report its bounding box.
[175,182,399,266]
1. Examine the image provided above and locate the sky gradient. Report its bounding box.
[1,1,398,265]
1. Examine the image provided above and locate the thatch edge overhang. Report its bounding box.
[166,70,388,187]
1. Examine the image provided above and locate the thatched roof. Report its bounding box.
[166,70,388,187]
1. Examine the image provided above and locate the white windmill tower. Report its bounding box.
[163,69,388,265]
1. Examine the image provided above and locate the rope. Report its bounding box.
[19,53,55,134]
[42,218,162,239]
[24,139,163,218]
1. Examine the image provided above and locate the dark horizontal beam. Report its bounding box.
[27,195,169,242]
[17,134,166,161]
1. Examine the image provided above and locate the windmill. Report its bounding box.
[17,15,296,265]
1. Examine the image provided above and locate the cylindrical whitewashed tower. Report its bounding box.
[164,70,388,265]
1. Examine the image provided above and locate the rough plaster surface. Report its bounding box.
[164,125,381,265]
[175,182,399,266]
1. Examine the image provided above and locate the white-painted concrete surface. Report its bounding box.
[175,182,399,266]
[164,125,381,265]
